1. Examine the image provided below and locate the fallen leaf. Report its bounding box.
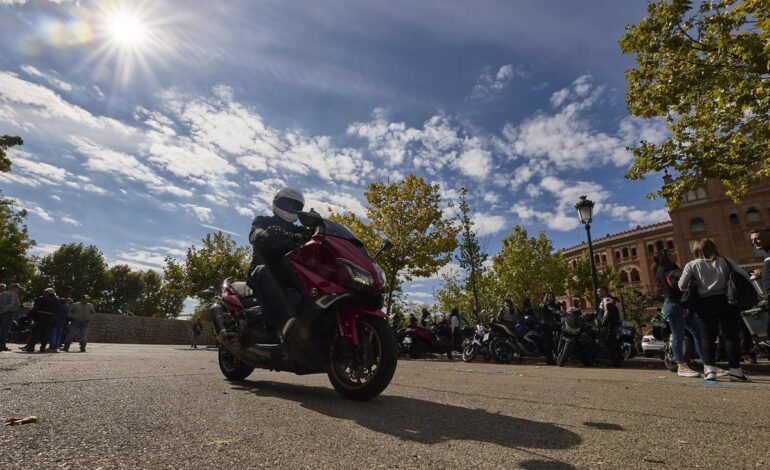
[4,416,38,426]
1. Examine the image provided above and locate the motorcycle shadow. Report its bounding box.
[232,380,582,451]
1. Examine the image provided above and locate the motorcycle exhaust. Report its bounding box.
[210,303,225,334]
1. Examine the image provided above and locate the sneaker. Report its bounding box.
[677,364,700,378]
[704,371,717,381]
[715,368,729,378]
[79,347,86,352]
[728,368,751,382]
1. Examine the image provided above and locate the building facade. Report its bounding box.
[560,177,770,309]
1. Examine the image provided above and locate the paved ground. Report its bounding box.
[1,344,769,469]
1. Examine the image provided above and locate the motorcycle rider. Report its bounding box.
[420,307,432,328]
[497,299,520,328]
[596,286,623,365]
[408,312,419,328]
[247,188,309,339]
[539,292,561,365]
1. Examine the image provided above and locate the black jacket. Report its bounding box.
[538,302,560,325]
[249,214,307,267]
[35,293,60,315]
[656,265,683,302]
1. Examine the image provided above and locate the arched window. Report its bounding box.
[622,247,629,258]
[656,240,665,250]
[579,298,587,309]
[601,253,607,264]
[615,251,621,260]
[594,254,600,264]
[666,240,674,250]
[696,188,707,200]
[630,269,641,283]
[747,207,761,224]
[729,213,740,225]
[630,247,637,257]
[619,271,629,283]
[647,244,654,254]
[690,218,706,233]
[685,190,697,202]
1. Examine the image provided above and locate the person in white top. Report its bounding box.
[678,238,752,382]
[448,308,461,360]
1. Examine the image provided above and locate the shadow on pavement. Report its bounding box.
[519,459,577,470]
[582,421,623,431]
[233,380,582,450]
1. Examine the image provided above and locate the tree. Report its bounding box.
[566,252,618,308]
[96,265,146,314]
[173,232,250,313]
[620,0,770,204]
[0,198,36,284]
[455,187,488,314]
[330,174,459,314]
[491,226,569,309]
[35,243,107,300]
[0,135,23,173]
[619,287,652,325]
[157,259,187,318]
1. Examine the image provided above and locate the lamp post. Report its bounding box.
[576,195,601,311]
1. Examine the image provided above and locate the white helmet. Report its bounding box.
[272,187,304,223]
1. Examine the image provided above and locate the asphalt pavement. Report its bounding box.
[1,344,769,469]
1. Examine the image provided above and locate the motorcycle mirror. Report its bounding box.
[298,209,323,228]
[374,239,394,258]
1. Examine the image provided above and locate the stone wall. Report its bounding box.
[86,314,217,345]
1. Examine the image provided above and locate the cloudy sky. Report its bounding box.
[0,0,671,304]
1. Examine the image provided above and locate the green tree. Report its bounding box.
[456,187,488,313]
[491,226,569,309]
[158,259,187,318]
[0,135,23,173]
[620,0,770,204]
[331,174,459,314]
[35,243,107,300]
[0,198,36,284]
[566,252,618,308]
[96,264,145,314]
[619,287,651,325]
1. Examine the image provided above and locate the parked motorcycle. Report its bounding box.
[557,310,622,367]
[403,319,458,359]
[489,316,553,364]
[461,324,492,363]
[619,320,637,360]
[209,210,398,401]
[9,314,33,343]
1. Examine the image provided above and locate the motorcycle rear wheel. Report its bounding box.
[557,341,573,367]
[218,345,255,381]
[328,316,398,401]
[491,339,514,364]
[663,345,678,372]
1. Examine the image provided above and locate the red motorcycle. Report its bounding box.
[210,211,398,401]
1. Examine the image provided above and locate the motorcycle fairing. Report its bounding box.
[405,326,433,342]
[337,303,386,346]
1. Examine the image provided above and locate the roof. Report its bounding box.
[560,220,673,255]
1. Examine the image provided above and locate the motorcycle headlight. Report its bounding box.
[337,259,375,287]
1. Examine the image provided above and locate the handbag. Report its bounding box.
[722,257,759,311]
[679,279,699,317]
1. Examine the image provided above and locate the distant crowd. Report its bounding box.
[0,285,95,353]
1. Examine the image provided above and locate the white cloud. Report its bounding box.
[61,216,80,226]
[29,243,61,256]
[50,195,62,202]
[471,212,507,237]
[469,64,527,101]
[182,204,214,223]
[9,198,54,222]
[20,65,73,92]
[304,189,367,218]
[111,250,169,272]
[609,204,670,227]
[452,138,492,180]
[201,224,241,237]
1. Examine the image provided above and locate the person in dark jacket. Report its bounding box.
[247,187,308,338]
[191,319,203,349]
[23,288,59,353]
[420,308,432,328]
[408,313,418,328]
[521,298,535,318]
[653,249,705,377]
[749,227,770,338]
[596,286,623,365]
[539,292,560,365]
[49,297,72,352]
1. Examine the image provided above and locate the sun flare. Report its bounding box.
[108,13,146,46]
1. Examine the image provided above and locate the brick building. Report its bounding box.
[560,177,770,308]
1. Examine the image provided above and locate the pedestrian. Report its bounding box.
[749,227,770,337]
[64,295,95,352]
[191,319,203,349]
[420,307,432,328]
[24,288,59,353]
[596,286,623,365]
[521,298,535,318]
[678,238,752,382]
[498,299,519,328]
[0,283,21,352]
[653,248,706,377]
[49,297,72,352]
[448,308,461,360]
[408,312,418,328]
[0,283,6,293]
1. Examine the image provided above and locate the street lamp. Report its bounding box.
[576,195,601,310]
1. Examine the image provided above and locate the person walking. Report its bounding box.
[678,239,752,382]
[420,308,432,328]
[49,297,72,352]
[24,288,59,353]
[653,248,705,377]
[191,319,203,349]
[448,308,461,360]
[64,295,95,352]
[539,292,560,365]
[0,283,21,352]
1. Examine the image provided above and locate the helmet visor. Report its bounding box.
[274,197,304,214]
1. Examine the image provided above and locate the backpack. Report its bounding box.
[722,257,759,311]
[664,269,682,293]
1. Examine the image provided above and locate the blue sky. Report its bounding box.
[0,0,671,305]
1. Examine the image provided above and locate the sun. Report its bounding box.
[107,13,147,46]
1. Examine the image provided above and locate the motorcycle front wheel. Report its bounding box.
[663,344,678,372]
[461,343,479,363]
[557,341,573,367]
[218,345,255,381]
[328,316,398,401]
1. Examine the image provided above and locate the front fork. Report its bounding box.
[334,304,386,346]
